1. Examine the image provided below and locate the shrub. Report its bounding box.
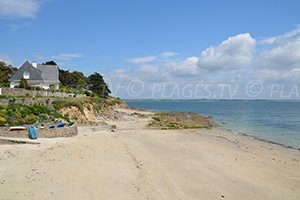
[53,99,84,113]
[25,85,34,90]
[13,119,21,126]
[0,116,6,126]
[0,95,8,99]
[24,114,36,124]
[19,78,28,88]
[84,90,92,96]
[35,86,43,91]
[14,111,22,118]
[1,103,65,126]
[49,84,55,90]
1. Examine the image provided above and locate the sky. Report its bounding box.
[0,0,300,99]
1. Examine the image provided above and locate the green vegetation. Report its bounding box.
[0,95,9,99]
[148,112,214,130]
[19,78,28,88]
[106,97,123,106]
[49,84,55,90]
[52,96,123,114]
[58,69,111,98]
[0,103,66,126]
[59,68,88,90]
[0,116,7,126]
[88,72,111,98]
[0,61,17,87]
[42,61,57,65]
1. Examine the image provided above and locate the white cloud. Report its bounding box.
[292,68,300,73]
[98,28,300,99]
[160,52,178,57]
[111,34,257,92]
[258,37,276,45]
[0,0,41,18]
[126,51,178,64]
[256,28,300,70]
[137,65,159,73]
[198,33,256,71]
[34,55,45,60]
[51,53,84,60]
[126,56,157,64]
[167,57,199,77]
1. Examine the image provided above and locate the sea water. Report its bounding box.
[125,99,300,150]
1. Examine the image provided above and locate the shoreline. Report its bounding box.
[127,105,300,152]
[0,107,299,199]
[0,105,299,152]
[124,99,300,152]
[218,126,300,152]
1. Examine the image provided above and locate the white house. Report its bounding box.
[9,61,60,90]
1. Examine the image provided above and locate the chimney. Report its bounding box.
[32,61,38,68]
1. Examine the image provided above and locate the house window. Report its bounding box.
[23,71,30,79]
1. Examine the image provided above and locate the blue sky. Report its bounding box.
[0,0,300,99]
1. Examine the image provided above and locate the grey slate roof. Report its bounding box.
[8,61,43,81]
[37,64,59,82]
[9,61,60,84]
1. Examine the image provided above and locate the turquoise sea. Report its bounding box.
[125,99,300,150]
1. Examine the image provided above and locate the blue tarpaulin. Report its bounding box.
[28,126,38,139]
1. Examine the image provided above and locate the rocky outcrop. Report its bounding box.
[59,102,129,125]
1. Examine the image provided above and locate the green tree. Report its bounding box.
[0,61,17,87]
[19,78,28,88]
[59,69,88,89]
[42,61,57,65]
[88,72,111,98]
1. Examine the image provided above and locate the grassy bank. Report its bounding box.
[0,96,124,126]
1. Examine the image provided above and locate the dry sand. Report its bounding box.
[0,108,300,200]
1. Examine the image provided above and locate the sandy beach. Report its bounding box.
[0,108,300,200]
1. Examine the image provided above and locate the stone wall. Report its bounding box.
[0,88,86,98]
[0,97,59,106]
[0,125,78,138]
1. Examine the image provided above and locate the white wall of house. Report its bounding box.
[10,82,20,88]
[10,81,43,89]
[32,62,38,68]
[41,82,59,90]
[42,83,50,89]
[10,81,59,90]
[23,71,30,79]
[30,83,44,88]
